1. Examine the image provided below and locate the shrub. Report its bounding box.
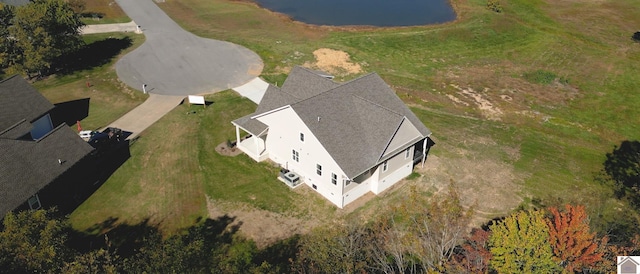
[487,0,503,13]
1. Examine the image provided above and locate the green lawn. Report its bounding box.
[80,0,130,24]
[36,33,147,131]
[71,91,337,234]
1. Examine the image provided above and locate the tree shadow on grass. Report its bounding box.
[54,36,133,75]
[595,140,640,243]
[39,140,131,216]
[67,215,247,272]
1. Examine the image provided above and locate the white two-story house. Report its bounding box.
[232,67,432,208]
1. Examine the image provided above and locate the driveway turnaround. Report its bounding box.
[114,0,263,96]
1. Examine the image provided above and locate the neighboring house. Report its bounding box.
[232,67,432,208]
[0,75,94,218]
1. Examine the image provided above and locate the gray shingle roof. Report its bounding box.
[232,114,268,136]
[0,75,55,131]
[0,124,94,216]
[0,76,94,217]
[234,66,431,178]
[0,0,29,6]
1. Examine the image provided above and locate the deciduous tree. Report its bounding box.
[489,209,559,273]
[0,209,71,272]
[294,223,369,274]
[449,228,492,273]
[409,184,473,271]
[2,0,84,77]
[546,204,605,273]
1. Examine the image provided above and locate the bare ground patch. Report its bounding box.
[206,197,321,248]
[303,48,363,76]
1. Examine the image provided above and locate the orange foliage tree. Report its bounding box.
[546,204,606,272]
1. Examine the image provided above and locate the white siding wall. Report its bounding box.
[257,107,346,207]
[375,147,414,194]
[343,169,377,206]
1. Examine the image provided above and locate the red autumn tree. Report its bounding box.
[448,228,492,273]
[546,204,605,272]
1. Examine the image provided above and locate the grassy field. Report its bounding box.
[64,0,640,239]
[157,0,639,203]
[71,91,337,234]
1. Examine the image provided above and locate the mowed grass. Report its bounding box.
[81,0,130,24]
[36,33,147,131]
[71,91,333,234]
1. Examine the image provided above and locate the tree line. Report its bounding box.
[294,186,639,273]
[0,0,85,78]
[2,185,638,273]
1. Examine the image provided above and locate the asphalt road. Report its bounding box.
[114,0,263,96]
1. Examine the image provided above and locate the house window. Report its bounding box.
[331,173,337,185]
[28,194,41,210]
[300,132,304,142]
[316,164,322,176]
[405,148,411,159]
[292,149,299,162]
[382,161,388,172]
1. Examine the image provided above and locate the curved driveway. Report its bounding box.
[114,0,263,96]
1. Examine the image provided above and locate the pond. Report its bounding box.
[254,0,456,27]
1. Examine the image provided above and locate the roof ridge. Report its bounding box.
[0,118,27,136]
[290,71,379,106]
[0,75,20,84]
[351,93,404,117]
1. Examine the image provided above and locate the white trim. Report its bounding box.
[28,194,41,210]
[250,105,290,119]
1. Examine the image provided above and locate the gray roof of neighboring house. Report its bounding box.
[0,0,29,6]
[0,75,55,131]
[0,75,94,217]
[0,124,94,217]
[234,66,431,178]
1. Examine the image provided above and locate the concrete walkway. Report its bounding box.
[107,94,185,140]
[232,78,269,104]
[81,21,141,35]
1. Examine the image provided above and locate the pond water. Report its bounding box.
[254,0,456,27]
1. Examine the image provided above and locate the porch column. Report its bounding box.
[421,137,427,168]
[235,126,241,146]
[254,135,260,155]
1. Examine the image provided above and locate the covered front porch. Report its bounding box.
[232,116,269,162]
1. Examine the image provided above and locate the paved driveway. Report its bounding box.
[114,0,263,96]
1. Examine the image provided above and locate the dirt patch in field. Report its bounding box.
[415,154,523,219]
[206,197,320,248]
[304,48,363,76]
